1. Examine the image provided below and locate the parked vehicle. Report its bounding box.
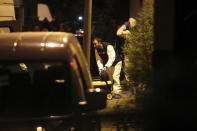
[0,32,106,131]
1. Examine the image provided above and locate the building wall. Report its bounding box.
[129,0,154,18]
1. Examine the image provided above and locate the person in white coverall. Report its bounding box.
[116,18,137,84]
[93,37,122,98]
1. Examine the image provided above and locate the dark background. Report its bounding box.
[38,0,130,25]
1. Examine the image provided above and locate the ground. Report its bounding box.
[97,91,136,115]
[95,87,145,131]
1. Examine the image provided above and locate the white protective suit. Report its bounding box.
[95,42,122,94]
[116,18,136,82]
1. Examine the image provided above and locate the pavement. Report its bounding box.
[92,77,147,116]
[93,80,148,130]
[97,89,137,115]
[96,89,141,131]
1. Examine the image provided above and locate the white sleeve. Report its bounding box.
[116,25,131,38]
[95,49,103,70]
[105,45,115,68]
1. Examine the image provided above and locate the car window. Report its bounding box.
[0,60,73,117]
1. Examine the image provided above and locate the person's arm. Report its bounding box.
[105,45,116,68]
[95,49,104,70]
[116,24,131,38]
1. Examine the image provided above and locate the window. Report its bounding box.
[0,60,73,117]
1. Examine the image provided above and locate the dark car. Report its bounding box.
[0,32,106,131]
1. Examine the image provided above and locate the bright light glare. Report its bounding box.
[44,64,51,69]
[88,88,94,92]
[41,43,45,47]
[46,42,56,47]
[78,101,87,105]
[36,126,43,131]
[45,43,64,47]
[78,16,83,20]
[60,44,64,47]
[63,37,68,43]
[50,116,56,118]
[14,42,17,47]
[55,79,65,83]
[95,88,101,92]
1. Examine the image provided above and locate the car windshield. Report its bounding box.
[0,60,73,118]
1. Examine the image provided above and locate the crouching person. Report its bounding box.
[93,37,122,99]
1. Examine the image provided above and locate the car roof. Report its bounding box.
[0,32,80,60]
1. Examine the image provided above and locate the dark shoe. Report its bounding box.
[113,94,121,99]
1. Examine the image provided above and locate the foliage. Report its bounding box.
[123,2,154,86]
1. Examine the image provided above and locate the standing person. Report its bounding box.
[116,18,136,88]
[93,37,122,99]
[117,18,136,38]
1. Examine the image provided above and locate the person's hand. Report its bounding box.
[129,18,136,28]
[103,66,107,71]
[124,21,130,28]
[99,69,103,76]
